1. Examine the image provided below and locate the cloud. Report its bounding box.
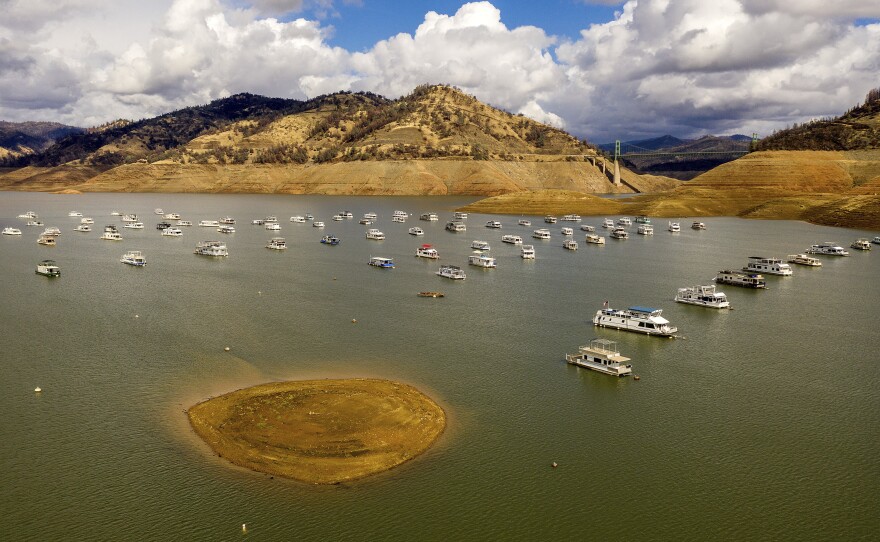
[0,0,878,144]
[553,0,880,141]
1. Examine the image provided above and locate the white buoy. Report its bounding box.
[551,462,558,468]
[34,387,42,393]
[135,314,139,318]
[242,523,247,532]
[351,319,357,323]
[224,347,231,352]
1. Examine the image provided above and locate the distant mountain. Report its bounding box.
[597,134,752,180]
[757,87,880,151]
[0,121,83,161]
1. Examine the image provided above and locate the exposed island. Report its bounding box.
[187,378,446,484]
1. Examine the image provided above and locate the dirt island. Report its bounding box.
[187,378,446,484]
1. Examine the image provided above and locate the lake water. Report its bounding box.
[1,192,878,541]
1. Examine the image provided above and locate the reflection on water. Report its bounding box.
[1,192,878,541]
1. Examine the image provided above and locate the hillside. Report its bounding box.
[1,85,677,196]
[0,121,83,162]
[757,87,880,151]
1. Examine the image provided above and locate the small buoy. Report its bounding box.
[34,387,42,393]
[351,319,357,323]
[551,462,558,468]
[332,277,337,281]
[224,346,231,352]
[242,523,247,532]
[135,314,139,318]
[633,375,640,381]
[257,290,262,295]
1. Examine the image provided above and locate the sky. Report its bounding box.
[1,0,879,142]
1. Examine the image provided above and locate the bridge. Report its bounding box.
[611,134,757,161]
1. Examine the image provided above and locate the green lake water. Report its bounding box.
[1,192,877,541]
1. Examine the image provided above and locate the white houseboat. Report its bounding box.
[610,227,629,239]
[691,221,706,230]
[485,220,502,229]
[581,224,595,232]
[532,229,551,239]
[468,254,496,268]
[416,244,439,259]
[453,212,468,220]
[805,242,849,256]
[521,245,536,259]
[219,217,235,224]
[37,234,56,246]
[501,234,523,245]
[565,339,632,377]
[100,231,123,241]
[561,227,574,236]
[198,220,220,227]
[617,217,632,226]
[518,219,532,227]
[420,213,439,221]
[365,228,385,240]
[714,269,766,288]
[593,305,678,337]
[851,238,872,250]
[290,216,306,223]
[743,256,793,276]
[585,234,605,245]
[218,225,235,234]
[446,221,466,232]
[637,224,654,235]
[668,221,681,232]
[471,240,490,251]
[265,223,280,231]
[787,254,822,267]
[75,225,91,232]
[408,227,425,236]
[120,250,147,266]
[35,259,61,277]
[312,221,325,228]
[2,227,22,235]
[436,264,466,279]
[544,216,558,224]
[562,214,582,222]
[123,222,144,229]
[161,228,183,237]
[563,239,578,250]
[368,256,394,268]
[194,241,228,257]
[674,285,730,308]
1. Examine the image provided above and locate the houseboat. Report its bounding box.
[610,227,629,239]
[581,224,595,232]
[453,212,468,220]
[365,229,385,240]
[743,256,793,276]
[120,250,147,266]
[368,257,394,268]
[2,227,22,235]
[446,221,466,232]
[408,227,425,236]
[471,240,490,251]
[198,220,220,227]
[416,244,439,259]
[714,269,766,288]
[668,221,681,232]
[617,217,632,226]
[468,254,496,268]
[593,305,678,337]
[691,221,706,230]
[436,265,466,280]
[194,241,228,256]
[521,245,536,259]
[35,259,61,277]
[585,234,605,245]
[544,216,558,224]
[674,285,730,308]
[562,214,582,222]
[561,227,574,236]
[532,229,551,240]
[518,219,531,227]
[637,224,654,235]
[851,238,872,250]
[217,225,235,234]
[320,235,340,245]
[420,213,439,221]
[485,220,502,229]
[565,339,632,377]
[805,242,849,256]
[37,234,56,246]
[501,234,523,245]
[602,218,615,229]
[787,254,822,267]
[563,239,578,250]
[161,228,183,237]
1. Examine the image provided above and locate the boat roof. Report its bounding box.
[629,306,659,313]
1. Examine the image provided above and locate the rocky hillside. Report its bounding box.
[1,85,678,196]
[0,121,82,162]
[757,87,880,151]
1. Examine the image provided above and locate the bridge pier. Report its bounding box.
[613,159,620,186]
